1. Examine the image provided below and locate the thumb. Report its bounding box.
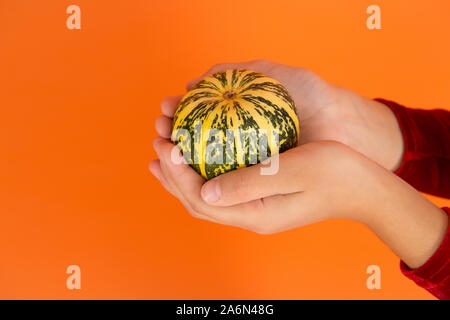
[200,149,301,206]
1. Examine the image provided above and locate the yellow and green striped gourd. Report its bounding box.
[172,69,300,180]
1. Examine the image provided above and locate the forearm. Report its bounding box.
[362,166,448,269]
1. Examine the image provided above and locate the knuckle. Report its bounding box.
[185,202,199,216]
[188,210,200,219]
[188,202,203,216]
[185,201,202,218]
[232,173,249,198]
[189,210,206,221]
[183,197,204,216]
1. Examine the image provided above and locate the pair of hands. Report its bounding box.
[151,60,449,268]
[150,60,405,234]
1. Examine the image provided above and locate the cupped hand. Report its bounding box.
[152,136,448,270]
[151,137,387,234]
[155,59,404,172]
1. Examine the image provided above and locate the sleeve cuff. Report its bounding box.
[400,207,450,299]
[375,98,450,198]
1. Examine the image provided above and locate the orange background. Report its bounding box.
[1,0,449,299]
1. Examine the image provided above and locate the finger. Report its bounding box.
[154,137,258,227]
[200,148,306,207]
[185,60,271,91]
[153,137,226,224]
[161,95,183,118]
[149,156,223,224]
[148,159,177,197]
[244,191,327,234]
[155,115,173,138]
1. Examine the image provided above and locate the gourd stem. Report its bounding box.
[223,90,237,100]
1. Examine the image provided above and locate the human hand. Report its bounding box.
[151,137,448,268]
[155,60,404,171]
[152,138,384,234]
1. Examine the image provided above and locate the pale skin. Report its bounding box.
[150,60,448,269]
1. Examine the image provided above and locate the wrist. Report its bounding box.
[343,160,394,226]
[359,167,448,268]
[333,87,405,172]
[370,98,405,171]
[324,147,394,225]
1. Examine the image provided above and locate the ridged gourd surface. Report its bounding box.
[172,69,300,180]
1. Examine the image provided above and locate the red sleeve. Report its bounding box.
[375,99,450,198]
[400,207,450,300]
[375,99,450,299]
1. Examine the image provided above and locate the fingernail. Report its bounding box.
[201,180,221,203]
